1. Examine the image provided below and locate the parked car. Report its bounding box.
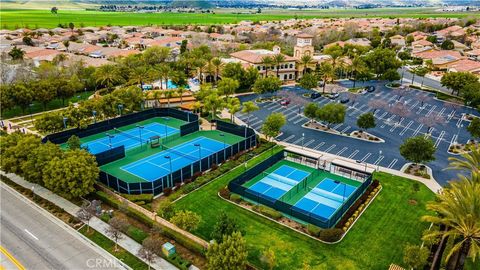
[280,98,290,106]
[366,86,376,92]
[340,97,350,104]
[328,93,340,99]
[310,92,321,99]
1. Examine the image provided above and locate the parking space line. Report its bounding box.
[446,110,456,122]
[336,147,348,155]
[317,98,330,105]
[348,150,359,159]
[360,152,372,162]
[450,134,458,146]
[373,155,384,165]
[333,123,343,130]
[293,137,303,144]
[304,139,315,147]
[437,107,446,117]
[341,126,351,133]
[324,144,336,153]
[399,120,413,136]
[409,100,419,110]
[272,105,285,112]
[314,142,325,150]
[389,118,403,132]
[283,135,295,142]
[425,105,437,117]
[387,158,398,168]
[294,118,307,125]
[435,131,445,147]
[456,115,463,128]
[413,124,424,136]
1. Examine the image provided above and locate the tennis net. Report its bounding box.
[113,128,144,143]
[308,187,344,202]
[161,145,199,162]
[264,172,298,186]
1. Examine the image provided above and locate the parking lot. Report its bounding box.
[236,80,478,185]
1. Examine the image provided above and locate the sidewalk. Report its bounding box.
[0,171,178,270]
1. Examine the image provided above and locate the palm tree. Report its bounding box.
[63,40,70,52]
[156,64,170,90]
[272,53,286,78]
[129,66,148,86]
[94,64,124,91]
[261,56,274,77]
[300,55,314,75]
[194,58,207,83]
[176,87,186,105]
[348,57,367,88]
[447,147,480,176]
[52,53,68,66]
[241,101,259,127]
[204,91,224,123]
[8,46,25,61]
[163,90,176,108]
[210,57,223,85]
[226,97,241,123]
[422,177,480,270]
[318,62,335,93]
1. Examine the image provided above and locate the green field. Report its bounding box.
[172,146,439,269]
[1,7,478,29]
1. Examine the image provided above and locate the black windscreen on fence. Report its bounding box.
[180,121,199,136]
[228,150,372,228]
[94,146,125,166]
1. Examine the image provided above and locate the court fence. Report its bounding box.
[97,120,257,195]
[228,150,372,228]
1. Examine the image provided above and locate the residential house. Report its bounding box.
[466,49,480,61]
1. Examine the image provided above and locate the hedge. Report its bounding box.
[319,228,344,242]
[167,253,192,270]
[253,205,283,220]
[123,194,153,203]
[306,224,322,237]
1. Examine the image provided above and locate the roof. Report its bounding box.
[297,33,314,38]
[230,49,296,64]
[446,59,480,72]
[414,50,462,60]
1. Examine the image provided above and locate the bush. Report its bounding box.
[306,224,322,237]
[167,253,192,270]
[319,228,343,242]
[230,194,242,203]
[255,205,282,220]
[127,226,149,243]
[123,193,153,203]
[211,163,218,171]
[163,187,172,196]
[219,187,230,198]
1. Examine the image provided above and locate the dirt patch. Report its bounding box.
[404,164,430,179]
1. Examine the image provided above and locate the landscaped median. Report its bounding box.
[172,149,437,269]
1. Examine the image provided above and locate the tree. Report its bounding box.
[298,73,318,90]
[51,7,58,14]
[253,76,282,96]
[105,217,129,252]
[302,98,321,120]
[399,136,436,165]
[66,135,82,150]
[170,210,201,232]
[300,55,314,75]
[21,142,62,184]
[323,44,344,68]
[318,62,335,93]
[467,118,480,140]
[226,97,241,123]
[35,79,56,110]
[180,39,188,54]
[316,103,346,128]
[261,56,274,77]
[94,64,125,91]
[42,149,99,199]
[68,22,74,33]
[261,248,276,270]
[241,101,259,127]
[176,87,187,105]
[403,244,429,270]
[0,133,41,175]
[22,36,34,46]
[203,90,224,122]
[112,86,144,111]
[363,48,401,78]
[211,212,243,243]
[138,237,162,270]
[426,35,437,43]
[210,57,223,85]
[156,200,176,220]
[76,201,95,233]
[262,112,286,141]
[10,83,34,114]
[217,78,239,98]
[381,69,400,82]
[422,179,480,270]
[441,40,454,50]
[8,46,25,61]
[412,66,429,87]
[462,82,480,109]
[272,53,286,78]
[348,56,368,88]
[206,232,248,270]
[357,112,376,132]
[441,72,479,96]
[156,63,171,90]
[34,111,65,133]
[143,46,170,65]
[447,147,480,175]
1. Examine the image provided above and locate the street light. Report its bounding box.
[219,133,226,161]
[92,110,97,124]
[194,143,202,171]
[136,125,144,147]
[105,133,114,149]
[377,150,382,171]
[164,156,173,187]
[301,133,305,149]
[117,104,124,116]
[62,117,68,129]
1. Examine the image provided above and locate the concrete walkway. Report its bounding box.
[0,171,178,270]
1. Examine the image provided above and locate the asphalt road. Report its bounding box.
[236,81,476,185]
[398,67,450,93]
[0,184,122,270]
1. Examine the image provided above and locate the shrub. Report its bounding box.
[167,253,191,270]
[123,193,153,203]
[211,163,218,171]
[319,228,343,242]
[219,187,230,198]
[306,224,322,237]
[256,205,282,220]
[163,187,172,196]
[230,194,242,203]
[191,172,202,181]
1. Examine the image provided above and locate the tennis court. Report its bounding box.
[82,122,179,154]
[293,178,358,220]
[120,136,227,182]
[247,165,310,200]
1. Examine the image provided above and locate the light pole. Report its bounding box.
[219,133,226,161]
[117,104,123,116]
[62,117,68,129]
[301,133,305,149]
[377,150,382,171]
[92,110,97,124]
[164,156,173,187]
[137,125,144,147]
[194,143,202,171]
[106,133,114,149]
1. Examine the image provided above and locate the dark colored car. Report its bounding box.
[366,86,376,92]
[340,97,350,104]
[310,92,321,99]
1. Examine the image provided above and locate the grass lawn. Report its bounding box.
[1,8,478,29]
[1,90,94,119]
[79,226,149,270]
[173,147,436,269]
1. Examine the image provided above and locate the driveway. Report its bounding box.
[236,81,477,186]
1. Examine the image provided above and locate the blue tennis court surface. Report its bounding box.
[120,136,226,182]
[294,178,357,220]
[248,165,310,200]
[82,122,178,154]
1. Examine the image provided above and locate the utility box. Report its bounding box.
[162,242,176,257]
